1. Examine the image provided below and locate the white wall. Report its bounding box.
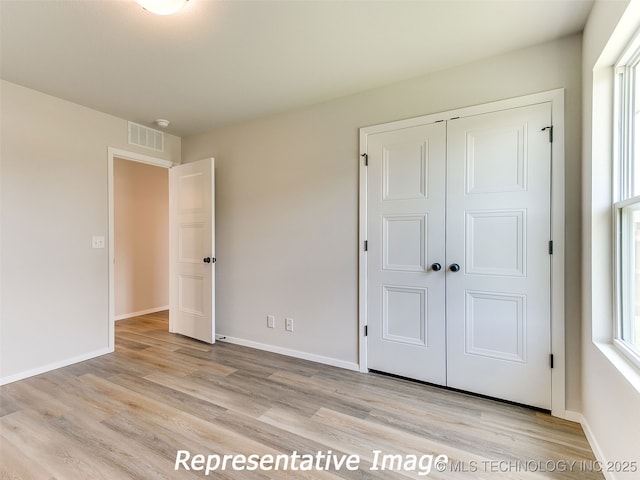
[114,158,169,318]
[182,35,584,409]
[582,1,640,476]
[0,80,181,383]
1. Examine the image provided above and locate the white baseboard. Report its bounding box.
[564,411,616,480]
[115,305,168,321]
[561,409,584,423]
[0,347,111,386]
[216,334,360,372]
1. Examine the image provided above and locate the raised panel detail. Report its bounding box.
[466,210,525,276]
[382,286,426,346]
[179,223,204,263]
[465,291,525,362]
[465,125,527,194]
[383,141,428,200]
[383,215,426,271]
[179,172,205,212]
[178,275,205,316]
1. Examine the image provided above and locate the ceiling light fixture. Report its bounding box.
[135,0,188,15]
[155,119,170,128]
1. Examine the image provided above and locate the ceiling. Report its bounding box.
[1,0,594,137]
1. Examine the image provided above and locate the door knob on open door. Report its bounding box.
[203,257,211,263]
[449,263,461,272]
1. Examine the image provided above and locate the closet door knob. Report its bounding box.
[449,263,461,272]
[431,263,442,271]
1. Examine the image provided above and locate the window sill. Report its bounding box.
[594,341,640,394]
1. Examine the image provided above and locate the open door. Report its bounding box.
[169,158,215,343]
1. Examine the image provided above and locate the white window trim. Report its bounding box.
[614,197,640,370]
[613,29,640,369]
[589,0,640,399]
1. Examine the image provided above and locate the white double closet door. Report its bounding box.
[366,103,552,409]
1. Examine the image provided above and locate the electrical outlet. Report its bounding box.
[285,317,294,332]
[267,315,275,328]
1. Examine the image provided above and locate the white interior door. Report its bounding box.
[446,104,552,409]
[364,102,553,409]
[169,158,215,344]
[366,122,447,384]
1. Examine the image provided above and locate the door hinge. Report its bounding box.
[548,241,554,255]
[364,325,368,336]
[364,240,368,251]
[550,354,554,369]
[361,153,368,166]
[542,125,553,142]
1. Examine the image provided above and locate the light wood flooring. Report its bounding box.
[1,311,602,479]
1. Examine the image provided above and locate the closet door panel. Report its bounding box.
[445,104,552,409]
[366,122,447,384]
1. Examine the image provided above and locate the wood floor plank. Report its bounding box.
[144,371,273,418]
[114,345,199,376]
[213,409,384,480]
[479,410,593,454]
[134,330,212,352]
[0,391,22,418]
[116,331,185,352]
[311,407,545,480]
[1,409,128,480]
[106,373,227,423]
[147,346,238,377]
[0,379,73,420]
[0,434,55,480]
[258,406,438,480]
[46,411,192,480]
[24,370,120,422]
[0,312,603,480]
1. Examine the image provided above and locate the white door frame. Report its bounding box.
[358,89,566,417]
[107,147,175,352]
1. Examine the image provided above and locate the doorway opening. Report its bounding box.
[114,157,168,318]
[107,148,173,352]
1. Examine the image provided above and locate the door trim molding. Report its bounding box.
[358,89,566,417]
[107,147,175,353]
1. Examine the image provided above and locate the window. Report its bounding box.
[615,30,640,366]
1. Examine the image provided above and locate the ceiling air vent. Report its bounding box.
[128,121,164,152]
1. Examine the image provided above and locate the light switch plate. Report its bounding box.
[92,236,105,249]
